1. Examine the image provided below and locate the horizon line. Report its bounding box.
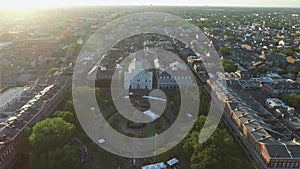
[1,4,300,10]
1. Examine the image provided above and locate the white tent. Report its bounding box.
[167,158,179,166]
[141,162,167,169]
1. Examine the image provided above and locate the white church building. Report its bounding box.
[124,58,153,90]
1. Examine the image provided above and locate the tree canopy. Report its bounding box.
[221,59,238,72]
[54,111,76,124]
[33,145,82,169]
[281,49,294,56]
[182,115,253,169]
[29,117,75,156]
[280,94,300,108]
[48,67,59,74]
[219,47,232,56]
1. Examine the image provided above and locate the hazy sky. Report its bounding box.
[84,0,300,7]
[0,0,300,9]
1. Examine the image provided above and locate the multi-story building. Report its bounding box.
[263,80,300,97]
[124,58,153,90]
[157,70,193,89]
[0,76,70,169]
[204,77,300,169]
[87,65,122,88]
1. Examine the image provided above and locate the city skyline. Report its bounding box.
[0,0,299,9]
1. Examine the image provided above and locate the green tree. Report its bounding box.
[189,126,252,169]
[63,99,75,112]
[191,144,219,169]
[221,59,238,72]
[29,118,75,155]
[280,94,300,108]
[48,67,59,74]
[29,118,76,169]
[182,116,207,153]
[219,47,232,56]
[54,111,76,124]
[294,48,300,53]
[294,33,300,38]
[271,49,280,54]
[34,145,82,169]
[288,67,300,75]
[281,49,294,56]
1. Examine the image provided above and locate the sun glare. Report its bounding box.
[0,0,72,9]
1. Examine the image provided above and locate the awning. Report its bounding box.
[167,158,179,166]
[141,162,167,169]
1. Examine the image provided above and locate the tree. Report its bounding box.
[219,47,232,56]
[48,67,59,74]
[191,144,219,169]
[33,145,83,169]
[29,118,76,169]
[221,59,238,72]
[63,99,75,113]
[294,48,300,53]
[278,69,287,75]
[288,67,300,75]
[280,94,300,108]
[271,49,280,54]
[281,49,294,56]
[29,118,75,155]
[188,126,252,169]
[294,33,300,38]
[183,131,199,153]
[182,116,209,153]
[258,67,267,73]
[54,111,76,124]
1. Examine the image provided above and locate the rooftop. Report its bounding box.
[0,87,29,109]
[0,76,70,144]
[221,76,300,160]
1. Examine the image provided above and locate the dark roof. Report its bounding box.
[0,76,69,143]
[88,66,116,80]
[229,102,239,110]
[287,145,300,158]
[265,144,291,158]
[272,81,300,90]
[158,70,191,78]
[291,55,300,60]
[265,54,286,61]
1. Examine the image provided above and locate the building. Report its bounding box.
[0,76,70,169]
[0,87,29,113]
[87,65,122,88]
[263,80,300,97]
[286,56,300,66]
[195,61,300,169]
[157,71,193,89]
[266,98,289,109]
[157,59,194,89]
[235,66,252,79]
[240,79,260,90]
[210,80,300,169]
[124,58,153,90]
[263,54,288,69]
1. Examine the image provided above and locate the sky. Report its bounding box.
[0,0,299,9]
